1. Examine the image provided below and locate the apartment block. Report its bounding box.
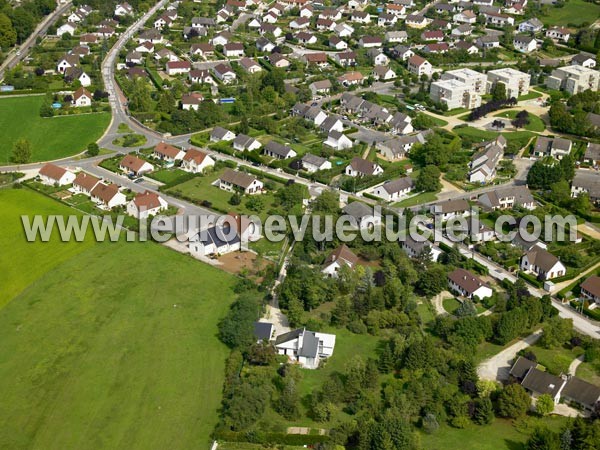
[430,78,482,109]
[546,65,600,95]
[486,68,530,99]
[441,68,488,94]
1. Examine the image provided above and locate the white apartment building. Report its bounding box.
[546,65,600,95]
[441,68,488,94]
[486,68,531,99]
[430,78,482,110]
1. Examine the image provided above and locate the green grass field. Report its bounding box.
[0,188,237,449]
[541,0,600,26]
[393,191,438,207]
[0,96,111,163]
[421,417,569,450]
[494,110,546,132]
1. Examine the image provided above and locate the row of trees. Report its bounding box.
[0,0,55,50]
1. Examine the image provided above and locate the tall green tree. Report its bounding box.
[0,13,16,49]
[11,138,31,163]
[497,383,531,418]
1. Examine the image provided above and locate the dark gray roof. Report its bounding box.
[343,201,373,220]
[521,368,565,397]
[510,356,537,380]
[275,328,303,345]
[381,176,414,194]
[301,153,328,167]
[254,322,274,341]
[299,331,319,358]
[562,376,600,408]
[195,224,241,248]
[264,140,293,158]
[211,126,233,139]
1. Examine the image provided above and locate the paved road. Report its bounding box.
[0,1,73,81]
[477,330,542,381]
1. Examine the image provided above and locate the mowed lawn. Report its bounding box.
[0,188,95,306]
[0,96,110,163]
[0,189,237,449]
[541,0,600,26]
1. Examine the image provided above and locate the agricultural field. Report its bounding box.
[0,188,237,449]
[0,96,110,163]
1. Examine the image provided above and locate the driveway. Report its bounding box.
[477,330,542,381]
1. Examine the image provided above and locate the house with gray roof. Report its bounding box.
[372,177,414,202]
[263,141,297,160]
[274,328,336,369]
[342,201,382,230]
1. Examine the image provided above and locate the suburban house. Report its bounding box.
[342,201,382,230]
[72,172,101,196]
[153,142,185,163]
[571,170,600,204]
[127,191,168,219]
[301,154,332,173]
[309,80,332,98]
[218,169,263,194]
[584,143,600,166]
[181,93,204,110]
[478,185,536,210]
[401,235,442,262]
[189,223,241,256]
[407,55,432,77]
[212,63,237,83]
[166,61,191,76]
[233,134,262,152]
[73,87,92,107]
[38,164,75,186]
[254,322,274,343]
[520,245,566,280]
[372,177,414,202]
[239,57,261,74]
[119,155,154,176]
[181,148,215,173]
[546,27,570,42]
[447,268,493,300]
[322,244,359,277]
[468,136,505,183]
[571,53,597,69]
[376,133,428,161]
[263,141,297,160]
[518,18,543,32]
[533,136,572,159]
[430,199,471,221]
[90,183,127,209]
[324,131,353,150]
[274,328,336,369]
[513,35,537,53]
[511,357,600,412]
[210,126,236,142]
[580,276,600,305]
[345,157,383,177]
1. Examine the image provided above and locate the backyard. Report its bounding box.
[540,0,600,26]
[0,96,111,163]
[0,188,237,449]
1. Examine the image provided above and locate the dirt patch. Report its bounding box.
[218,251,270,279]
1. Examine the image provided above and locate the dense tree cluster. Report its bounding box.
[468,98,517,121]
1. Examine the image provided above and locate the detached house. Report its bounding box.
[533,136,572,159]
[212,64,236,83]
[233,134,262,152]
[478,185,536,210]
[322,244,359,277]
[546,27,570,43]
[166,61,191,75]
[345,157,383,177]
[274,328,336,369]
[73,87,92,107]
[358,36,383,48]
[301,154,332,173]
[264,141,297,159]
[448,268,493,299]
[430,199,470,221]
[342,201,382,230]
[153,142,185,162]
[407,55,432,77]
[181,148,215,173]
[372,177,414,202]
[402,235,443,262]
[513,35,537,53]
[211,126,236,142]
[38,163,75,186]
[90,183,127,209]
[127,191,168,219]
[119,154,154,176]
[218,169,263,194]
[72,172,100,196]
[520,245,566,280]
[324,130,353,150]
[581,276,600,305]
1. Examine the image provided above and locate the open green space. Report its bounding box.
[0,188,95,306]
[493,110,546,132]
[420,113,449,127]
[517,91,543,101]
[540,0,600,26]
[112,133,148,148]
[0,96,111,163]
[443,297,461,314]
[421,417,569,450]
[0,188,237,449]
[166,168,280,219]
[393,191,438,207]
[531,343,584,375]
